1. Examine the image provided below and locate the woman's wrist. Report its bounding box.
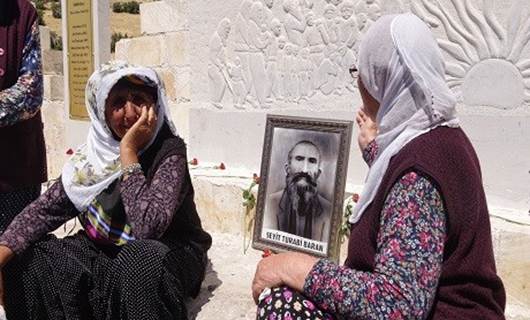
[0,245,14,268]
[279,252,319,292]
[120,145,139,166]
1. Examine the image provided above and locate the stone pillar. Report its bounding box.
[61,0,110,149]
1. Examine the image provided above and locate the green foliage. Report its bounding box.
[242,180,259,254]
[34,0,45,10]
[112,1,140,14]
[111,32,129,53]
[50,31,62,51]
[242,181,257,211]
[51,1,61,18]
[36,8,46,26]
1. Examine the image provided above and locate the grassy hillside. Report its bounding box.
[42,1,155,39]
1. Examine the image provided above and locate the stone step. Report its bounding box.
[140,0,187,35]
[114,32,188,68]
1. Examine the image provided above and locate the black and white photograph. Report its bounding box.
[253,115,352,259]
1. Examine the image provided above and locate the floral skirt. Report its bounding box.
[257,286,335,320]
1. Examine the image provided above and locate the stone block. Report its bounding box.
[113,36,162,67]
[43,75,64,101]
[114,38,130,62]
[168,101,190,142]
[172,66,191,103]
[192,175,248,236]
[161,31,188,66]
[140,0,186,35]
[42,50,63,75]
[154,67,177,100]
[39,26,51,51]
[155,66,191,103]
[41,101,67,179]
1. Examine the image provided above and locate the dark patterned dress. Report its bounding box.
[257,140,447,320]
[0,146,211,319]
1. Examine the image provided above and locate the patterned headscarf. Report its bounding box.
[350,13,459,223]
[62,61,177,211]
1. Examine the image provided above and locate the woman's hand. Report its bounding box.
[0,245,14,307]
[0,270,4,306]
[252,252,318,304]
[120,105,158,155]
[356,109,378,151]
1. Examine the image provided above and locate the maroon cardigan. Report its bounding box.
[0,0,47,192]
[345,127,505,319]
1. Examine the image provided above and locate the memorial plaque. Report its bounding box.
[67,0,94,119]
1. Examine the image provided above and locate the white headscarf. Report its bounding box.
[349,13,459,224]
[62,62,177,211]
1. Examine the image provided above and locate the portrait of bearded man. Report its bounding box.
[266,140,332,242]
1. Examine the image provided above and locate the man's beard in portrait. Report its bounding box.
[285,171,320,218]
[0,0,19,26]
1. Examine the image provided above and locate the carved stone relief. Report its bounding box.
[209,0,530,110]
[209,0,384,109]
[412,0,530,109]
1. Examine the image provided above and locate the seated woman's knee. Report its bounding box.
[117,239,170,269]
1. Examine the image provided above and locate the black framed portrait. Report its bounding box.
[252,115,352,260]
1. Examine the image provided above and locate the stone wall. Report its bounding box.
[40,26,67,180]
[182,0,530,216]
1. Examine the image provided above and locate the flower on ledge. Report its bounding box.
[215,162,226,170]
[189,158,199,165]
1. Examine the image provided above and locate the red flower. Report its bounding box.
[189,158,198,165]
[219,162,226,170]
[262,249,273,258]
[66,148,74,155]
[352,193,360,203]
[253,173,260,184]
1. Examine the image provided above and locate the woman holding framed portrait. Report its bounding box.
[252,13,506,319]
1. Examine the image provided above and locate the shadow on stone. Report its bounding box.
[187,259,222,319]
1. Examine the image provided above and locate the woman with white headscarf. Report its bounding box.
[0,62,212,319]
[252,14,505,319]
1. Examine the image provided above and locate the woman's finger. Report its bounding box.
[355,113,364,127]
[358,109,368,121]
[147,105,157,128]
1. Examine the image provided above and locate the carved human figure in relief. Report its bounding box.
[284,44,299,102]
[298,48,314,101]
[337,1,358,92]
[277,36,288,100]
[298,0,314,15]
[323,4,340,46]
[234,0,254,105]
[356,0,381,30]
[357,12,368,32]
[304,11,330,68]
[247,2,271,108]
[227,57,248,109]
[208,18,232,109]
[315,45,341,95]
[260,0,274,28]
[265,18,285,101]
[338,1,359,52]
[282,0,306,47]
